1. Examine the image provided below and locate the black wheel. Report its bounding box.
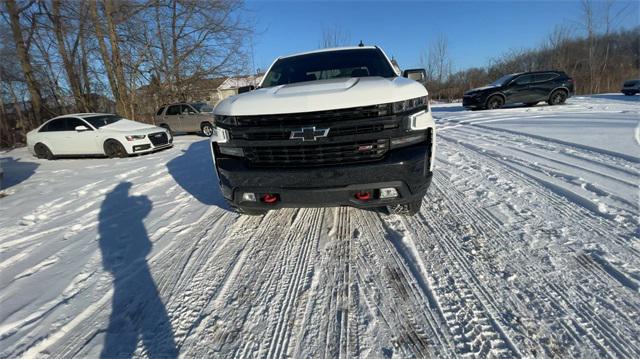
[387,198,423,216]
[201,122,214,137]
[525,101,539,107]
[623,92,633,96]
[104,140,128,158]
[159,124,173,136]
[486,95,504,110]
[34,143,55,160]
[548,89,568,105]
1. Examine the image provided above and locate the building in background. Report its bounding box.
[136,74,264,120]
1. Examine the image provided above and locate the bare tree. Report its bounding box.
[4,0,44,123]
[420,34,453,100]
[144,0,251,103]
[47,0,89,112]
[580,0,599,93]
[319,24,351,48]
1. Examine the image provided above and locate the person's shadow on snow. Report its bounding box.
[98,182,177,358]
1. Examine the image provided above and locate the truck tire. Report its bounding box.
[387,199,423,216]
[234,206,268,216]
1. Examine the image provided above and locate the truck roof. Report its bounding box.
[279,46,378,59]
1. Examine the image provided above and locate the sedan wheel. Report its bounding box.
[34,143,55,160]
[104,140,127,158]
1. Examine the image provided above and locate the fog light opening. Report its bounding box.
[355,191,372,201]
[379,188,398,199]
[242,193,257,202]
[261,193,279,204]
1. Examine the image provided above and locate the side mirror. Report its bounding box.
[238,85,255,94]
[403,69,427,84]
[75,125,89,132]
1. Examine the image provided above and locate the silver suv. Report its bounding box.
[155,103,215,136]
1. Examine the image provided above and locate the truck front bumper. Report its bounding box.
[214,143,433,210]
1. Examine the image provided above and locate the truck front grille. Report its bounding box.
[233,104,389,127]
[243,139,388,166]
[229,119,399,141]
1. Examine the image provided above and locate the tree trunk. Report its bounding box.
[171,0,180,95]
[7,80,26,142]
[51,0,88,112]
[102,0,130,117]
[89,0,124,115]
[5,0,43,124]
[78,9,93,111]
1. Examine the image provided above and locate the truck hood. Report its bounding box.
[214,76,428,116]
[100,119,159,132]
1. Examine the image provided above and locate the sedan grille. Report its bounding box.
[148,132,169,146]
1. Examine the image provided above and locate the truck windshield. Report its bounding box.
[261,48,397,87]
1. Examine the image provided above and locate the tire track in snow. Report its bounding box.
[425,136,640,357]
[351,209,454,357]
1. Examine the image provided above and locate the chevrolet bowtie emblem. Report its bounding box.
[290,126,330,141]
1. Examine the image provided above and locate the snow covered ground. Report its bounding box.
[0,94,638,358]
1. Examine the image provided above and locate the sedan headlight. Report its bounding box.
[125,134,146,141]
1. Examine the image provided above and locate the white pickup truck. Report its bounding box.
[210,46,436,215]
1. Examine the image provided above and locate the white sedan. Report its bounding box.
[26,113,173,159]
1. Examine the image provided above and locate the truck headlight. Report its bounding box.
[125,134,146,141]
[391,96,429,114]
[214,115,237,126]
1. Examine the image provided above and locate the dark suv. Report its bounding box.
[621,79,640,96]
[463,71,574,110]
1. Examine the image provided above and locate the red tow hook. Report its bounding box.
[261,193,279,204]
[354,191,372,201]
